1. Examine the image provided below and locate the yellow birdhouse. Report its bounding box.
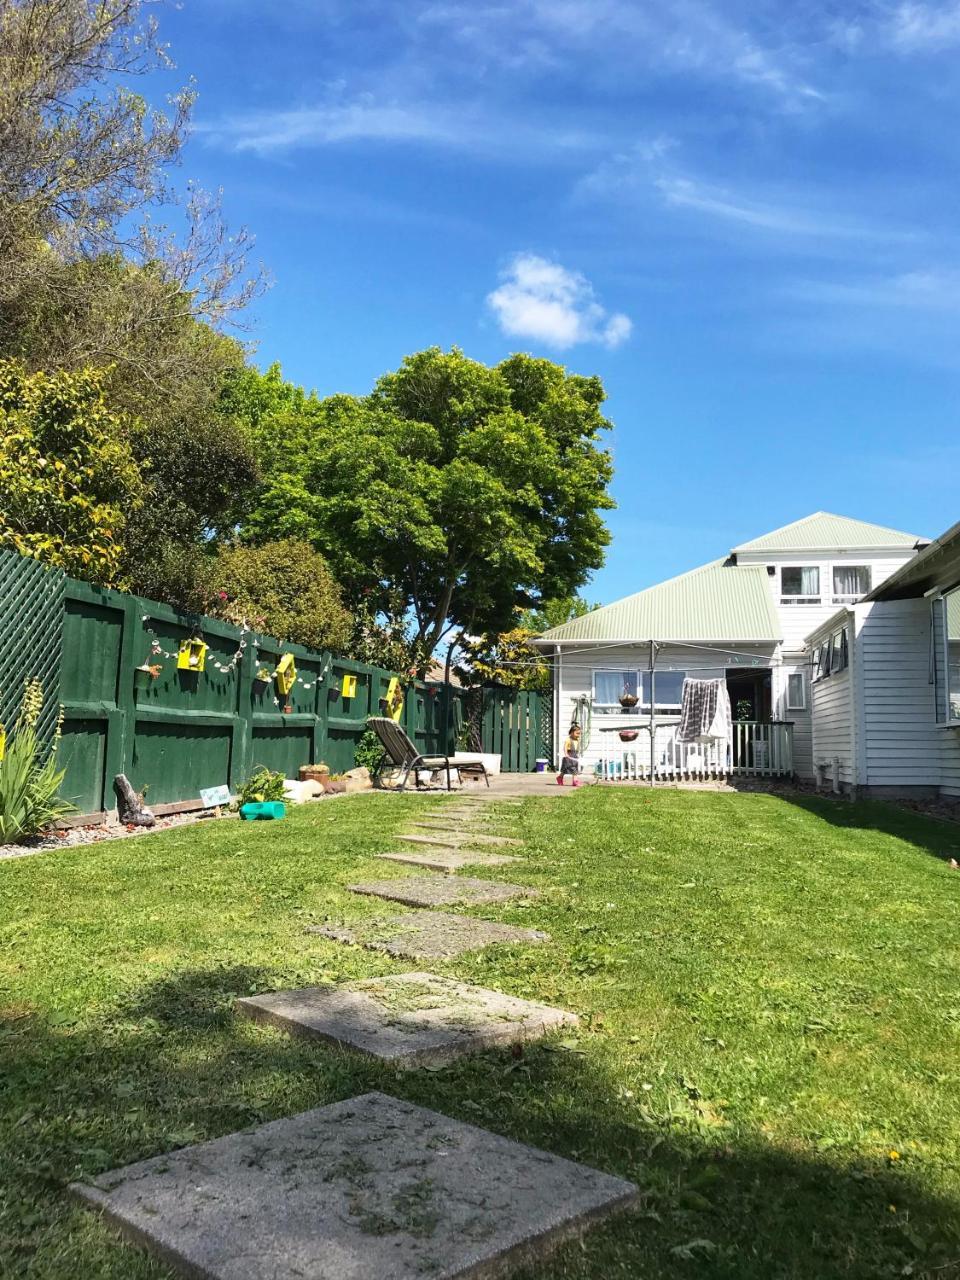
[0,724,5,763]
[341,673,358,700]
[276,653,297,697]
[385,676,404,722]
[177,637,208,672]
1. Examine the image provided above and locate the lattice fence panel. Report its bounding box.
[0,549,66,750]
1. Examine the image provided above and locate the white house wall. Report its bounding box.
[555,642,779,775]
[776,660,814,779]
[736,549,918,654]
[856,601,941,791]
[809,615,855,789]
[933,601,960,798]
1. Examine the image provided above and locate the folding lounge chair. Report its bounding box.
[366,717,490,792]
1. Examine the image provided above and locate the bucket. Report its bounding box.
[535,758,548,772]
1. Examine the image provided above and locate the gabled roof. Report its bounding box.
[732,512,926,554]
[866,518,960,601]
[534,560,782,645]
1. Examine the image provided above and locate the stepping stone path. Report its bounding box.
[72,1092,637,1280]
[378,849,521,873]
[308,910,549,959]
[237,972,575,1067]
[349,874,537,909]
[398,831,521,848]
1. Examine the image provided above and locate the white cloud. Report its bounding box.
[486,254,632,349]
[889,2,960,50]
[789,267,960,311]
[204,99,460,154]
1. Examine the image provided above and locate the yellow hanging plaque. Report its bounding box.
[276,653,297,697]
[341,673,358,699]
[0,724,5,762]
[177,637,208,672]
[385,676,404,722]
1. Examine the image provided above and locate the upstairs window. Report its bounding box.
[833,565,872,602]
[781,566,820,604]
[935,587,960,724]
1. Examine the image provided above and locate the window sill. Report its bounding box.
[780,598,822,606]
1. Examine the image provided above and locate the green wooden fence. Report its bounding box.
[0,550,551,811]
[479,686,548,773]
[0,551,460,815]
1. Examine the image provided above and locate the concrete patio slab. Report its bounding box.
[71,1092,636,1280]
[237,973,575,1067]
[398,832,522,848]
[308,910,549,959]
[377,850,521,873]
[348,875,537,909]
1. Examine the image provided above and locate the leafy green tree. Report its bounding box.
[206,539,353,652]
[456,627,551,692]
[0,359,142,584]
[519,595,598,633]
[243,348,614,666]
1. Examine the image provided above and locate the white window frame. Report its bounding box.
[832,564,872,604]
[641,670,686,716]
[829,628,849,675]
[592,669,638,712]
[786,671,806,710]
[780,564,821,605]
[939,587,960,725]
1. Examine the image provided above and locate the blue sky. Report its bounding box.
[155,0,960,603]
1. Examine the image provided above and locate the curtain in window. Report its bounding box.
[833,565,870,596]
[594,670,636,705]
[783,566,820,595]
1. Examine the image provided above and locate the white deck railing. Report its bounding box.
[597,721,793,782]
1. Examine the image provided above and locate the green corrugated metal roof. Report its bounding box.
[733,511,925,552]
[535,559,782,644]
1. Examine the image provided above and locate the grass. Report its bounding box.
[2,787,960,1278]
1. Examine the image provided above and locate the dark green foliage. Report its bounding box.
[241,348,615,659]
[206,539,353,651]
[353,727,385,774]
[235,766,285,807]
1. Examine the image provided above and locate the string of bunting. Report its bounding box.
[140,616,332,692]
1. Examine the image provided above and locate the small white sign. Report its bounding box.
[200,784,232,809]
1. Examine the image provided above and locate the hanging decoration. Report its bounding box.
[276,653,297,698]
[341,673,358,699]
[384,676,404,722]
[0,724,5,762]
[177,637,208,672]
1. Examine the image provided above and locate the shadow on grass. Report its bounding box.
[2,965,960,1278]
[776,792,960,866]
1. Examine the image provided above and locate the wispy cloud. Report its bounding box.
[789,267,960,311]
[887,2,960,51]
[486,254,632,349]
[202,90,599,158]
[416,0,823,106]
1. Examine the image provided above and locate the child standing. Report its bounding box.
[557,724,582,785]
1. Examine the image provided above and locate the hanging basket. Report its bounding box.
[618,728,639,742]
[619,693,638,708]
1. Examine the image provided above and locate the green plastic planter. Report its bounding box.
[239,801,286,821]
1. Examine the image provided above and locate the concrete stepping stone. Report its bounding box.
[237,973,576,1068]
[308,910,549,959]
[399,831,521,848]
[348,875,537,909]
[72,1091,637,1280]
[378,850,521,873]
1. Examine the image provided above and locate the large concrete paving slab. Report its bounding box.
[237,973,575,1068]
[71,1092,637,1280]
[378,850,521,873]
[308,910,549,959]
[399,831,521,848]
[348,875,537,909]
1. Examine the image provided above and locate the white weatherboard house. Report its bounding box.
[534,513,929,783]
[804,517,960,799]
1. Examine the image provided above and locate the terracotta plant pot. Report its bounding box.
[619,729,639,742]
[299,764,330,783]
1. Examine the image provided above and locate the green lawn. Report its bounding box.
[3,788,960,1278]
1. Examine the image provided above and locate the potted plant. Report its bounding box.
[619,728,639,742]
[619,684,638,708]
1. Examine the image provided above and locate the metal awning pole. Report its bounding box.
[649,639,657,788]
